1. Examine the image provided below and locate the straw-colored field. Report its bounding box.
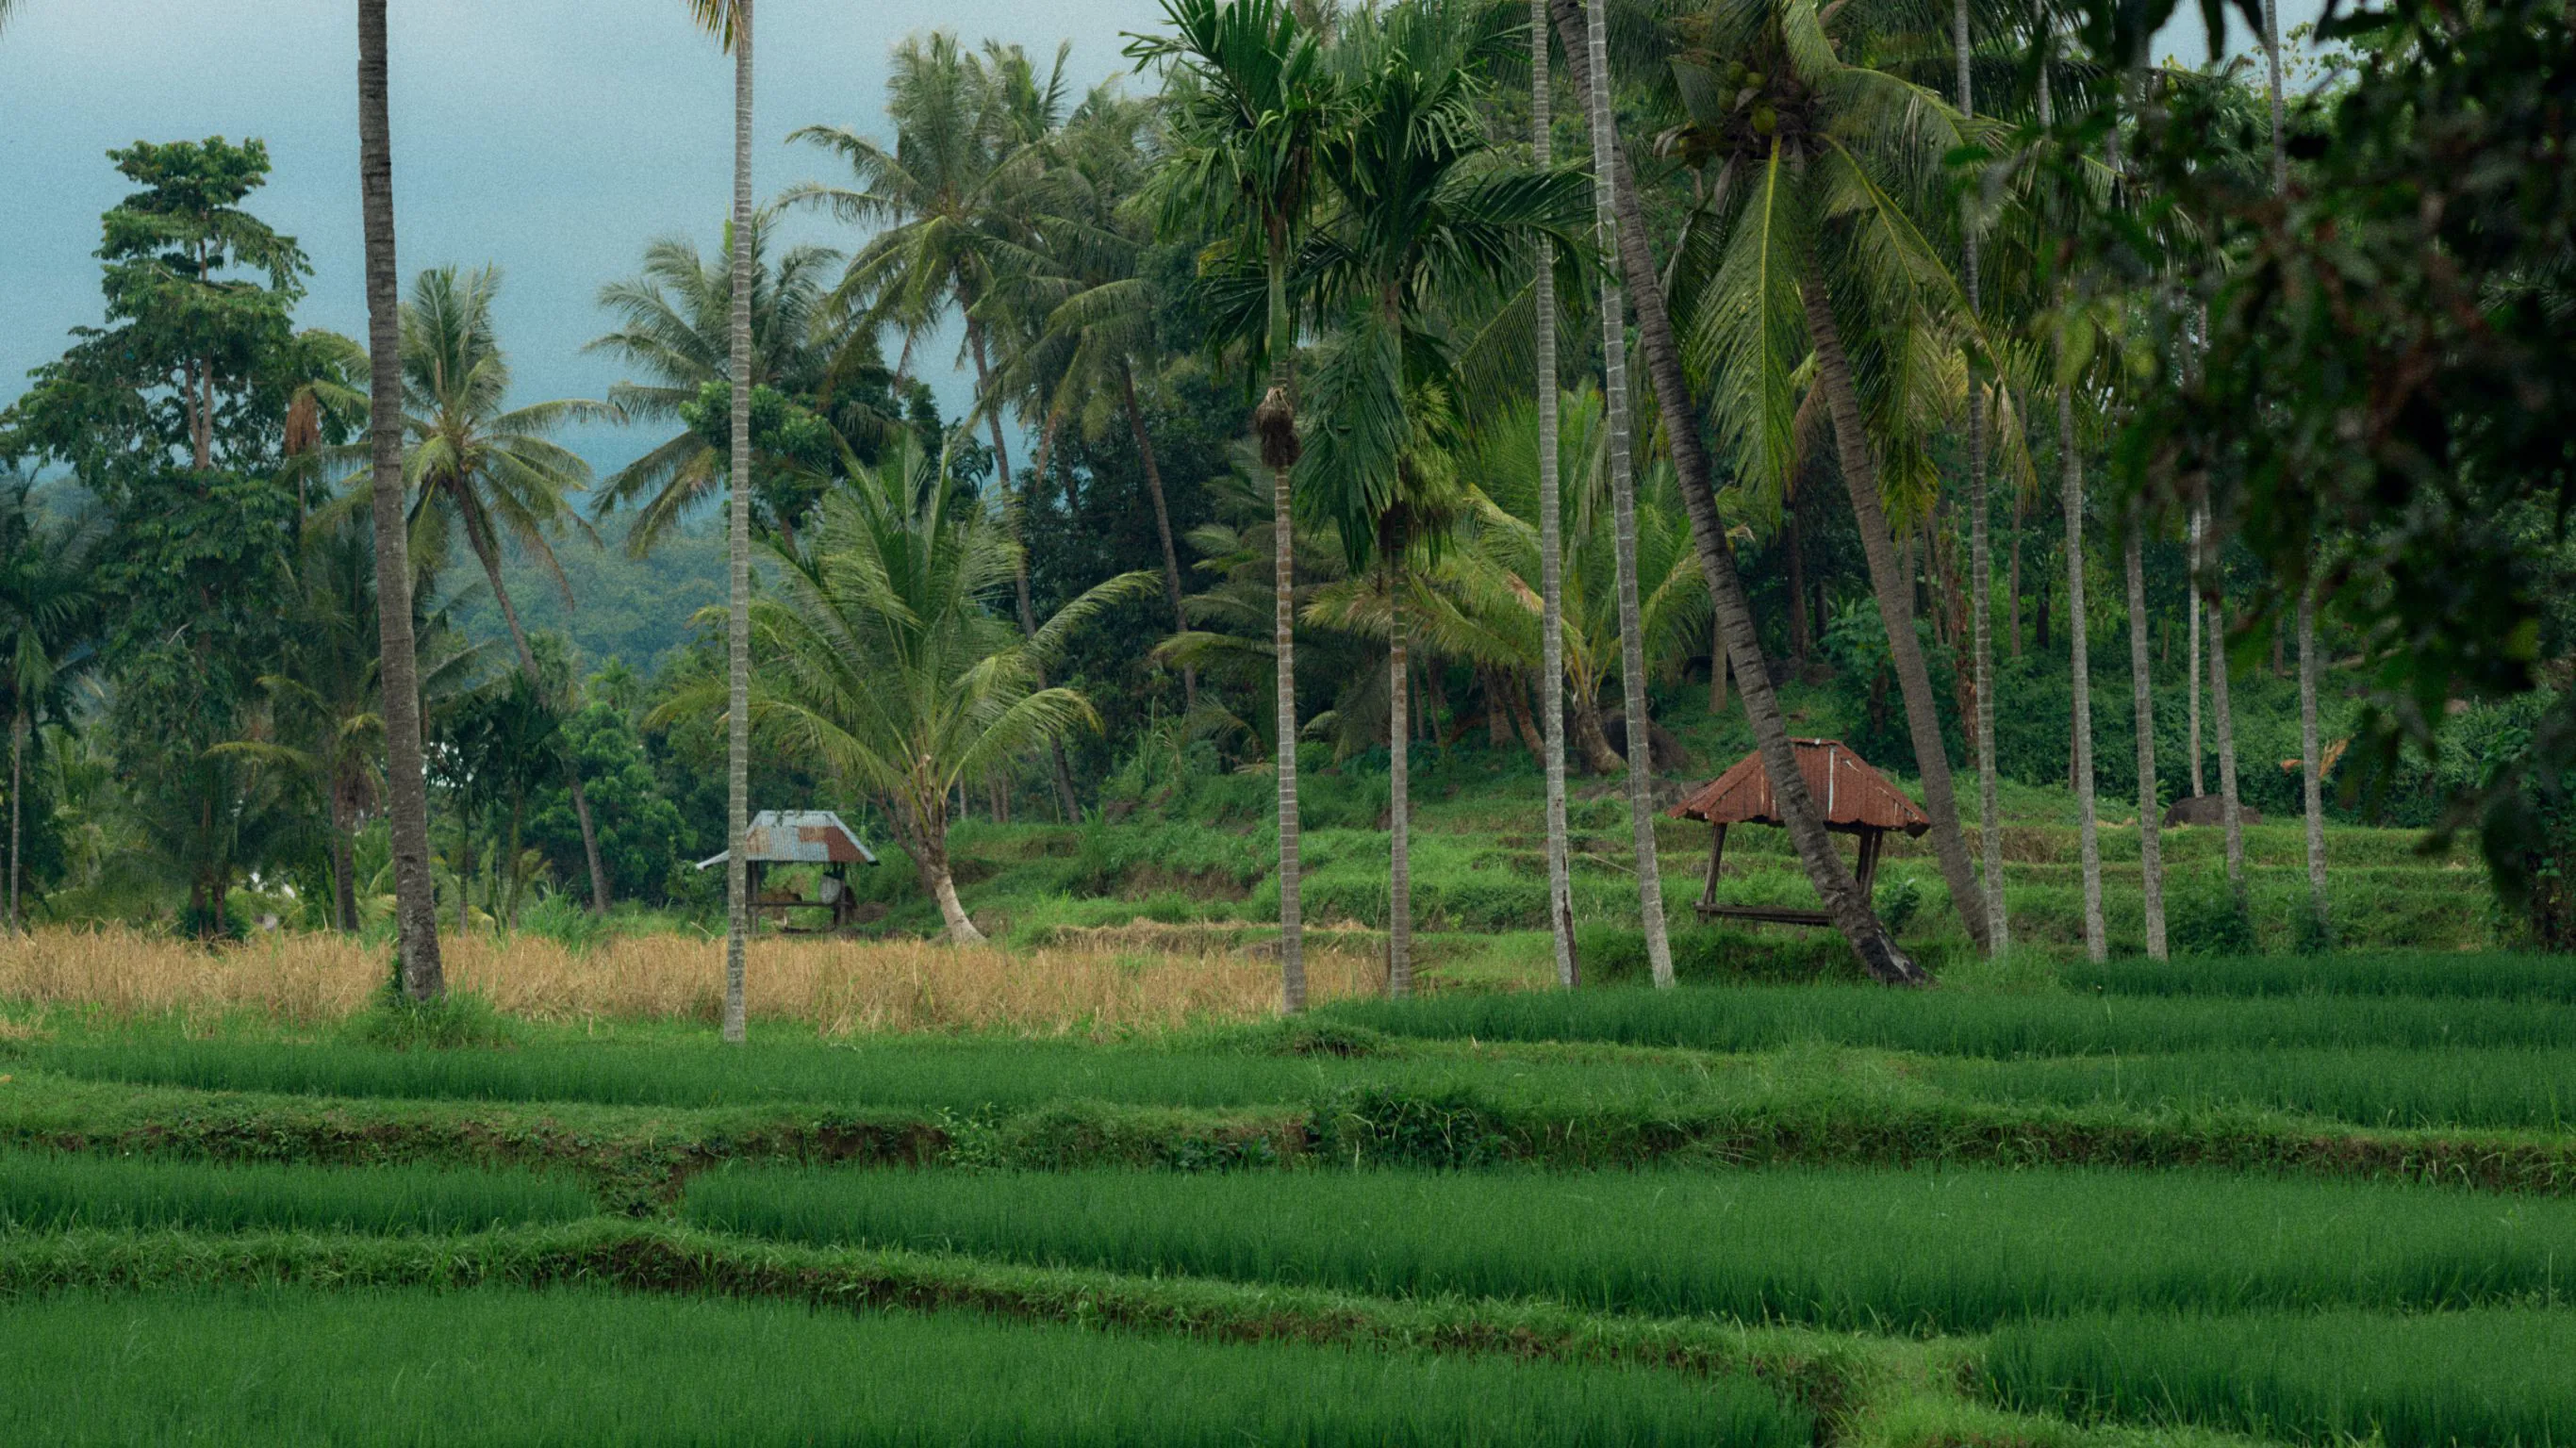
[0,928,1383,1035]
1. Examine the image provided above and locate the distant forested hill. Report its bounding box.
[451,513,726,675]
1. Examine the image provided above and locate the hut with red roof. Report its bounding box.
[1664,739,1929,927]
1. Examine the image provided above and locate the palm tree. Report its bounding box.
[1660,0,1995,958]
[1532,0,1577,987]
[691,441,1148,942]
[2034,58,2105,962]
[0,483,95,930]
[788,33,1082,820]
[585,212,845,553]
[1576,0,1676,986]
[993,84,1203,714]
[359,0,442,999]
[1132,0,1340,1012]
[2261,0,2329,937]
[382,265,617,919]
[687,0,755,1043]
[1296,0,1590,997]
[1953,0,2008,954]
[1546,0,1921,983]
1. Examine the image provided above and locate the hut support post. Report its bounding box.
[1702,823,1728,906]
[1856,830,1883,900]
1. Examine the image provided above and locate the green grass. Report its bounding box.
[1932,1046,2576,1130]
[2061,950,2576,1000]
[0,1152,596,1235]
[1325,983,2576,1055]
[684,1163,2576,1334]
[0,1286,1808,1447]
[1986,1306,2576,1448]
[9,1036,1772,1117]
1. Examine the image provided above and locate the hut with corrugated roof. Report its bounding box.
[1663,739,1929,927]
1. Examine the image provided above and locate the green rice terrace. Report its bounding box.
[6,935,2573,1446]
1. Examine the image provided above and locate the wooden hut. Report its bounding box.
[1664,739,1929,927]
[695,811,880,932]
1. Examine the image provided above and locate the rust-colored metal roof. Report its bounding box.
[1664,739,1931,836]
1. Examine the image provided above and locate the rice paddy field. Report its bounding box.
[4,926,2574,1445]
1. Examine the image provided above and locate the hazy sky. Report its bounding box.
[2,0,2319,483]
[0,0,1167,479]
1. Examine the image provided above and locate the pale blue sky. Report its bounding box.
[1,0,2319,482]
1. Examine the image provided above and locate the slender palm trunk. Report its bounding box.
[1571,689,1625,776]
[723,0,754,1045]
[1386,586,1412,996]
[1578,0,1672,986]
[456,817,472,934]
[1552,0,1920,983]
[1121,358,1197,715]
[1955,0,2008,955]
[459,508,612,916]
[331,796,358,932]
[2263,0,2326,936]
[2187,507,2204,795]
[1533,0,1577,989]
[1260,245,1306,1012]
[2056,387,2105,960]
[2126,518,2168,958]
[2208,585,2248,899]
[2299,584,2326,930]
[1803,277,1995,956]
[360,0,442,1000]
[8,711,20,933]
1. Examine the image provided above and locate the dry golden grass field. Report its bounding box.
[0,928,1385,1036]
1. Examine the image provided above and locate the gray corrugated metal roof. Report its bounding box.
[695,810,881,869]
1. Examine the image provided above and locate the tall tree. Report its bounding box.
[2038,58,2105,963]
[1296,0,1588,997]
[685,0,753,1043]
[786,33,1082,820]
[1579,0,1676,986]
[1132,0,1338,1011]
[384,265,616,918]
[360,0,442,998]
[1549,0,1923,984]
[1533,0,1577,987]
[1954,0,2009,954]
[1659,0,1994,957]
[2263,0,2329,938]
[585,213,849,553]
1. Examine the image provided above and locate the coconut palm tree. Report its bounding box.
[687,440,1148,942]
[1574,0,1676,986]
[2260,0,2329,937]
[584,212,846,553]
[1660,0,2000,957]
[1532,0,1577,986]
[1953,0,2009,954]
[359,0,442,999]
[686,0,756,1042]
[991,83,1204,714]
[1131,0,1341,1012]
[788,34,1084,820]
[1295,0,1591,997]
[1546,0,1922,983]
[2031,57,2106,962]
[379,265,618,920]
